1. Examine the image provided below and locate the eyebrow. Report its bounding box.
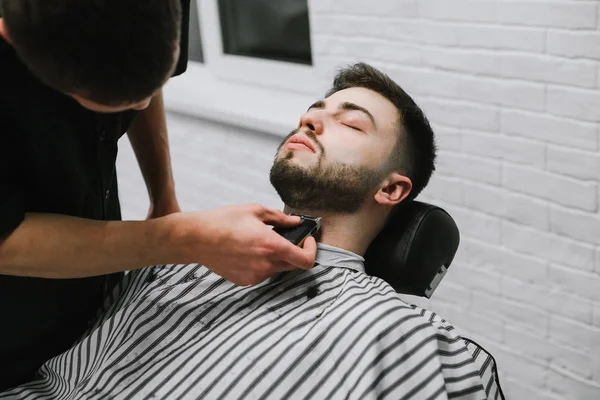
[308,100,377,129]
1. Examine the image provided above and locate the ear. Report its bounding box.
[373,173,412,207]
[0,19,11,43]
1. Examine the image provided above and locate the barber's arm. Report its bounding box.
[127,90,181,219]
[126,0,190,219]
[0,205,317,284]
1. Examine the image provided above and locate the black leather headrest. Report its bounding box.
[364,201,460,298]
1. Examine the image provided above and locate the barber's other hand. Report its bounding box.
[167,204,317,286]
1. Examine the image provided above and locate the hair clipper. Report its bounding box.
[273,214,321,245]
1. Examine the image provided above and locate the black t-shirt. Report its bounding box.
[0,0,190,391]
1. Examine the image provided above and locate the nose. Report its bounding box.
[298,109,324,135]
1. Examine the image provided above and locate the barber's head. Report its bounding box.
[0,0,181,112]
[270,62,436,214]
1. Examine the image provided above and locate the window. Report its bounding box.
[164,0,319,138]
[218,0,312,65]
[188,0,204,62]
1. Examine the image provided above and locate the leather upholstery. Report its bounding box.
[364,201,460,298]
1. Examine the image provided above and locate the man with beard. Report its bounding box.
[0,63,502,400]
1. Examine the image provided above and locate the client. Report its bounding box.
[1,63,501,400]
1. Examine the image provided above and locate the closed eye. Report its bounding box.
[344,124,363,132]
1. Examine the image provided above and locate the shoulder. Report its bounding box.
[342,276,476,347]
[343,276,453,322]
[352,286,502,397]
[365,294,503,399]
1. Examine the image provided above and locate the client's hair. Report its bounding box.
[325,63,436,201]
[2,0,182,106]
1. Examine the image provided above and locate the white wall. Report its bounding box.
[118,1,600,399]
[118,115,283,217]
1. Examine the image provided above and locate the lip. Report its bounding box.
[285,134,316,153]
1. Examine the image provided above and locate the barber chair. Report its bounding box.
[364,201,459,298]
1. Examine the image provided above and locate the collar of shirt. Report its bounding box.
[314,243,365,274]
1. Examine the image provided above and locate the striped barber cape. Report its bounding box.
[1,244,501,400]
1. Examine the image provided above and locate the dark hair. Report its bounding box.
[2,0,182,106]
[325,62,436,201]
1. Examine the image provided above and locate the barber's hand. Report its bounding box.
[168,204,317,286]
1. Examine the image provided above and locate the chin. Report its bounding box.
[283,151,317,165]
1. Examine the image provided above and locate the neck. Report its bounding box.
[283,205,388,256]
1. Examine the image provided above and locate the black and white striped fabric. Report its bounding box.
[1,244,500,400]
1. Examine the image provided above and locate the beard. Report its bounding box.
[269,132,385,213]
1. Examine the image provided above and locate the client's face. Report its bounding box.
[270,87,399,213]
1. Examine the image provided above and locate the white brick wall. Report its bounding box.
[117,1,600,398]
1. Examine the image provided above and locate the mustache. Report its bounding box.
[280,128,324,153]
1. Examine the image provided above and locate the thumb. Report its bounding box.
[302,235,317,252]
[260,209,301,227]
[299,236,318,269]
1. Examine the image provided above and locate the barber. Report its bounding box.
[0,0,316,391]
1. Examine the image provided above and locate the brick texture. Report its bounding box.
[116,1,600,398]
